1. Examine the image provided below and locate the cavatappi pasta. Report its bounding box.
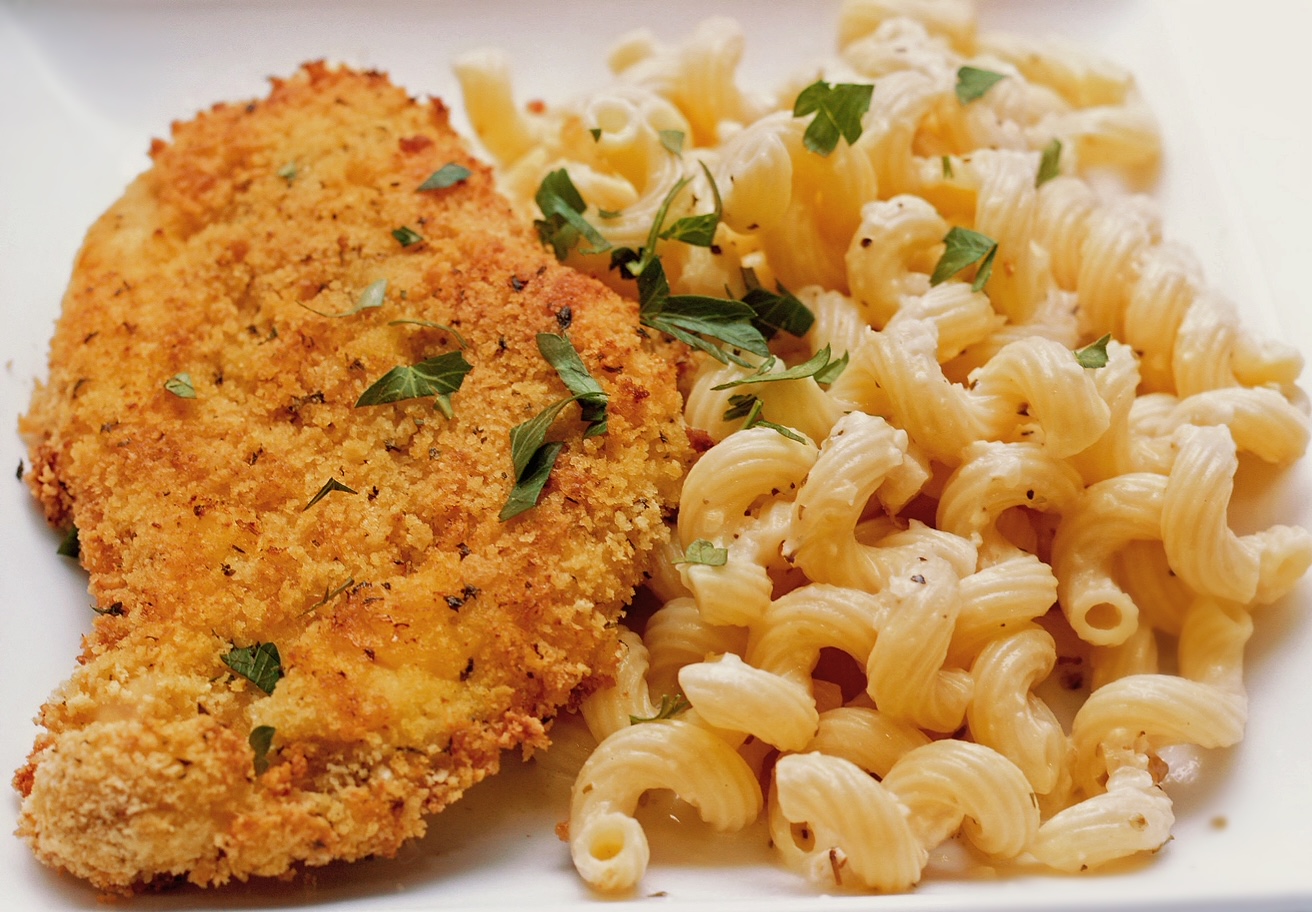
[457,0,1312,894]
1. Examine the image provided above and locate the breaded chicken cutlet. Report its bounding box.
[14,62,691,893]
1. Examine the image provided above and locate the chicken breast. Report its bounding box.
[14,62,689,893]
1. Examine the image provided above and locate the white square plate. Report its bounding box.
[2,2,1310,909]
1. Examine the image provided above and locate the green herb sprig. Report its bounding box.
[711,345,844,391]
[303,478,357,511]
[355,351,473,418]
[673,539,728,567]
[164,372,196,399]
[392,226,424,247]
[1075,334,1112,369]
[723,395,806,444]
[537,333,608,436]
[1036,138,1062,187]
[630,693,691,724]
[418,162,471,191]
[930,227,998,293]
[301,278,388,319]
[222,642,283,695]
[739,270,815,340]
[534,168,612,260]
[793,80,874,156]
[956,66,1006,104]
[249,725,276,775]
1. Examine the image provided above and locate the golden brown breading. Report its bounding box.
[14,62,690,893]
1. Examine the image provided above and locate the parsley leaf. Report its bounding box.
[658,162,723,248]
[537,333,608,437]
[1036,138,1062,187]
[930,226,998,293]
[711,345,839,390]
[418,162,471,191]
[813,350,850,385]
[659,129,686,156]
[730,396,807,443]
[673,539,728,567]
[619,164,721,278]
[956,66,1007,104]
[723,393,759,421]
[355,351,473,413]
[301,278,388,319]
[57,525,79,558]
[306,576,355,613]
[739,269,816,339]
[222,642,283,695]
[276,161,298,184]
[303,478,357,511]
[792,80,874,156]
[534,168,612,260]
[589,127,602,142]
[249,725,276,776]
[630,693,691,724]
[500,439,565,522]
[392,226,424,247]
[638,259,769,366]
[507,396,582,480]
[164,372,196,399]
[1075,334,1112,369]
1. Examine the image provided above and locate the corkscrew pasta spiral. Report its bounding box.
[461,0,1311,894]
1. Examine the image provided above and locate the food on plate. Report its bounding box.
[458,0,1312,893]
[14,62,690,893]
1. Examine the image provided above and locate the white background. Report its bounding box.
[1,1,1310,909]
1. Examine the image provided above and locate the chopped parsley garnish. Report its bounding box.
[739,269,816,339]
[534,168,612,260]
[164,372,196,399]
[354,351,473,417]
[659,129,686,156]
[792,80,874,156]
[637,258,769,367]
[814,351,850,385]
[276,161,298,184]
[630,693,691,724]
[537,333,608,437]
[711,345,840,390]
[249,725,276,775]
[941,155,954,179]
[955,66,1007,104]
[500,334,614,523]
[418,162,472,191]
[392,226,424,247]
[387,318,467,349]
[301,278,388,318]
[673,539,728,567]
[1075,334,1112,369]
[589,127,603,142]
[1036,138,1062,187]
[56,525,79,558]
[499,439,564,522]
[507,397,582,479]
[618,163,724,278]
[306,576,356,613]
[723,393,758,421]
[725,395,806,443]
[222,642,283,695]
[930,227,998,293]
[303,477,357,511]
[658,162,723,248]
